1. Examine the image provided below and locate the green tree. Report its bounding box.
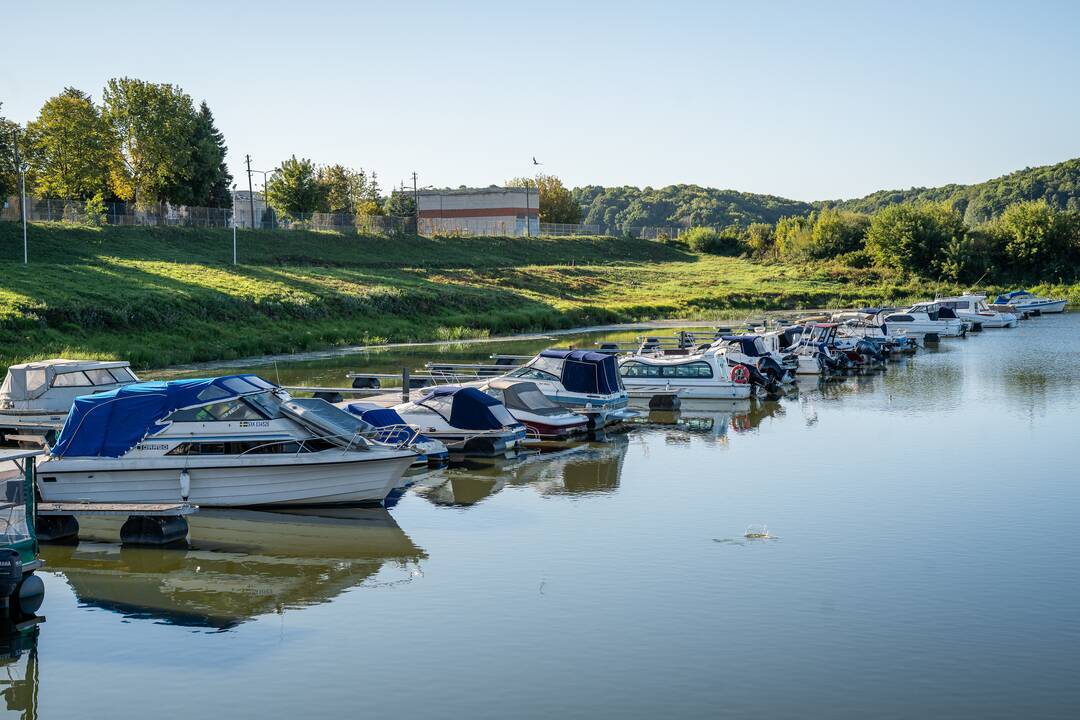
[997,200,1072,281]
[809,207,869,258]
[166,101,232,207]
[0,104,21,199]
[102,77,197,206]
[384,189,416,217]
[266,156,324,218]
[774,215,814,260]
[744,222,775,258]
[316,164,375,214]
[24,88,112,202]
[864,203,965,276]
[507,174,582,224]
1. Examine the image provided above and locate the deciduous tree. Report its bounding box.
[102,77,197,206]
[507,174,582,224]
[24,88,112,202]
[266,155,324,217]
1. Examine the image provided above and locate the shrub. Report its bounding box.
[84,192,107,227]
[683,226,743,255]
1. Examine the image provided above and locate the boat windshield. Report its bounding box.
[0,477,30,545]
[245,391,283,419]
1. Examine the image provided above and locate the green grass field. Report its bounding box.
[0,221,1072,371]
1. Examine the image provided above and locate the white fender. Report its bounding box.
[180,469,190,501]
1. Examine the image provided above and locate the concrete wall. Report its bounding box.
[417,187,539,236]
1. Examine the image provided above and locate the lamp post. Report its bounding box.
[252,169,274,229]
[230,183,237,265]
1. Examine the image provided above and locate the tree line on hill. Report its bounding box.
[679,199,1080,284]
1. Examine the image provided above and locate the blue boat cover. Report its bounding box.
[421,386,506,430]
[50,375,274,458]
[719,335,762,357]
[538,349,620,395]
[345,406,418,444]
[995,290,1031,303]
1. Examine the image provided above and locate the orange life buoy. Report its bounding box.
[731,364,750,384]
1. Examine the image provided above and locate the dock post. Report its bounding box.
[402,367,410,402]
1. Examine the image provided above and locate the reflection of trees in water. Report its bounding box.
[414,438,632,505]
[40,509,425,631]
[0,618,39,720]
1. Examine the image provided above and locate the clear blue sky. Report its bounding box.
[3,0,1078,201]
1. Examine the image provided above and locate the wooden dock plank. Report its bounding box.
[37,502,198,517]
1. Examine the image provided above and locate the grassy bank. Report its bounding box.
[0,222,1070,371]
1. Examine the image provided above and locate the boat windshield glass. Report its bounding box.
[85,369,119,385]
[109,367,137,383]
[508,367,559,382]
[245,391,283,419]
[52,371,93,387]
[222,377,268,395]
[526,355,563,378]
[0,477,30,544]
[24,369,46,396]
[167,399,266,422]
[752,337,769,355]
[417,394,454,421]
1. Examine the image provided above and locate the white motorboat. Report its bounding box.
[475,379,589,439]
[37,375,417,507]
[354,386,528,456]
[878,305,965,337]
[502,350,636,428]
[0,359,140,441]
[992,290,1068,314]
[714,333,797,382]
[618,345,753,400]
[935,294,1019,328]
[785,323,853,374]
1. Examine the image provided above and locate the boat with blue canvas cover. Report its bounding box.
[342,405,450,464]
[992,290,1068,314]
[36,375,418,507]
[352,386,527,457]
[502,350,635,428]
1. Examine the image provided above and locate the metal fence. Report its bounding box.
[1,194,692,240]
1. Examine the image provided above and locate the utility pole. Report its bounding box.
[245,154,255,229]
[524,178,531,237]
[12,129,27,263]
[411,171,419,227]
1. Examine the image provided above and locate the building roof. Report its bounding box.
[416,187,537,197]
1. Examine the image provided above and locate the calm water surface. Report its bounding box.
[9,317,1080,718]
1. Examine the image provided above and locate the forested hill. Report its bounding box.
[572,185,813,233]
[573,157,1080,231]
[828,157,1080,223]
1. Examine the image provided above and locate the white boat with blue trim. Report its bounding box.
[36,375,418,507]
[992,290,1068,315]
[500,349,636,428]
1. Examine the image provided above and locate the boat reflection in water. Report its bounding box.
[635,398,786,439]
[0,616,40,720]
[412,436,631,506]
[39,509,425,631]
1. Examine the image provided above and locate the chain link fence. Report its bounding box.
[2,194,692,240]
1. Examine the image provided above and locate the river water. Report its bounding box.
[9,316,1080,719]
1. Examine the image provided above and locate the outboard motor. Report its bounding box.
[0,550,21,612]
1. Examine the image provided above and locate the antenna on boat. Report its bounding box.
[274,361,282,386]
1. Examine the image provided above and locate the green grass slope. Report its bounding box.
[0,221,1001,371]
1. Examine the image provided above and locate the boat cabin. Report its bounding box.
[508,350,624,397]
[0,449,46,617]
[0,360,139,412]
[715,335,772,358]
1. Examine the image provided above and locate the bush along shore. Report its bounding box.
[0,222,1074,371]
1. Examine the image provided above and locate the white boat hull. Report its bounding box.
[36,450,415,507]
[1017,299,1068,314]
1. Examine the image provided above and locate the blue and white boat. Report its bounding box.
[353,386,527,457]
[36,376,418,507]
[993,290,1068,315]
[502,350,635,428]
